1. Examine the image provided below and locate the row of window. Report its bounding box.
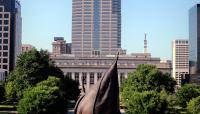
[66,72,125,84]
[0,14,9,18]
[0,20,9,25]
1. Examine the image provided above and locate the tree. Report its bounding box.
[17,77,67,114]
[4,81,16,101]
[61,76,80,101]
[6,49,64,99]
[176,84,200,108]
[187,96,200,114]
[125,91,167,114]
[120,64,175,113]
[121,64,176,100]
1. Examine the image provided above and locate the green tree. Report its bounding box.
[125,91,167,114]
[121,64,176,100]
[4,81,16,101]
[6,49,64,99]
[61,76,80,101]
[187,96,200,114]
[176,84,200,108]
[17,76,67,114]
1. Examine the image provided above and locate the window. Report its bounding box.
[3,52,8,57]
[66,72,72,79]
[3,46,8,50]
[3,39,8,44]
[3,33,8,37]
[75,72,79,82]
[4,14,9,18]
[97,73,102,81]
[90,73,94,84]
[0,14,2,18]
[3,58,7,63]
[3,65,7,69]
[3,26,8,31]
[82,72,87,84]
[4,20,8,25]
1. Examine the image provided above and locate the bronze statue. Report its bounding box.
[74,55,121,114]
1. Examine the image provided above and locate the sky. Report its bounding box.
[20,0,200,59]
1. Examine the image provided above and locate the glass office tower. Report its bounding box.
[72,0,121,57]
[0,0,22,74]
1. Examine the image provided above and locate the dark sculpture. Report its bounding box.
[74,55,121,114]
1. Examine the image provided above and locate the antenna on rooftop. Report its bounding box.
[144,33,148,53]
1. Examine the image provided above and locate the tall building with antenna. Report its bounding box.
[144,33,148,53]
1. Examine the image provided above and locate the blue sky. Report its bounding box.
[20,0,200,59]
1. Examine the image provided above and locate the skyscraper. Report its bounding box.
[72,0,121,57]
[0,0,22,75]
[189,4,200,74]
[172,40,189,87]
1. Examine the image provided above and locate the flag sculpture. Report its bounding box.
[74,55,121,114]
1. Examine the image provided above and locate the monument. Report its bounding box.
[74,55,121,114]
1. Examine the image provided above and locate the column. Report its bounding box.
[94,72,98,84]
[118,73,120,87]
[87,73,90,90]
[79,72,82,88]
[72,72,75,80]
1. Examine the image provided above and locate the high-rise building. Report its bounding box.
[22,44,34,53]
[172,40,189,87]
[72,0,121,57]
[189,4,200,74]
[52,37,67,55]
[0,0,22,75]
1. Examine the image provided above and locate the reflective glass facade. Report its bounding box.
[189,4,200,74]
[72,0,121,57]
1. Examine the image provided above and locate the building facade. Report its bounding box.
[22,44,34,53]
[52,37,67,55]
[51,53,171,91]
[172,40,189,87]
[72,0,121,57]
[189,4,200,74]
[0,0,22,75]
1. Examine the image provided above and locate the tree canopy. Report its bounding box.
[187,96,200,114]
[121,64,176,99]
[176,84,200,108]
[17,76,67,114]
[125,91,167,114]
[121,64,175,114]
[6,49,64,99]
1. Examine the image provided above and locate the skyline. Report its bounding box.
[21,0,200,59]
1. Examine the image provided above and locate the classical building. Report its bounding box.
[50,53,171,91]
[172,40,189,87]
[189,4,200,84]
[0,0,22,75]
[22,44,34,53]
[72,0,122,57]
